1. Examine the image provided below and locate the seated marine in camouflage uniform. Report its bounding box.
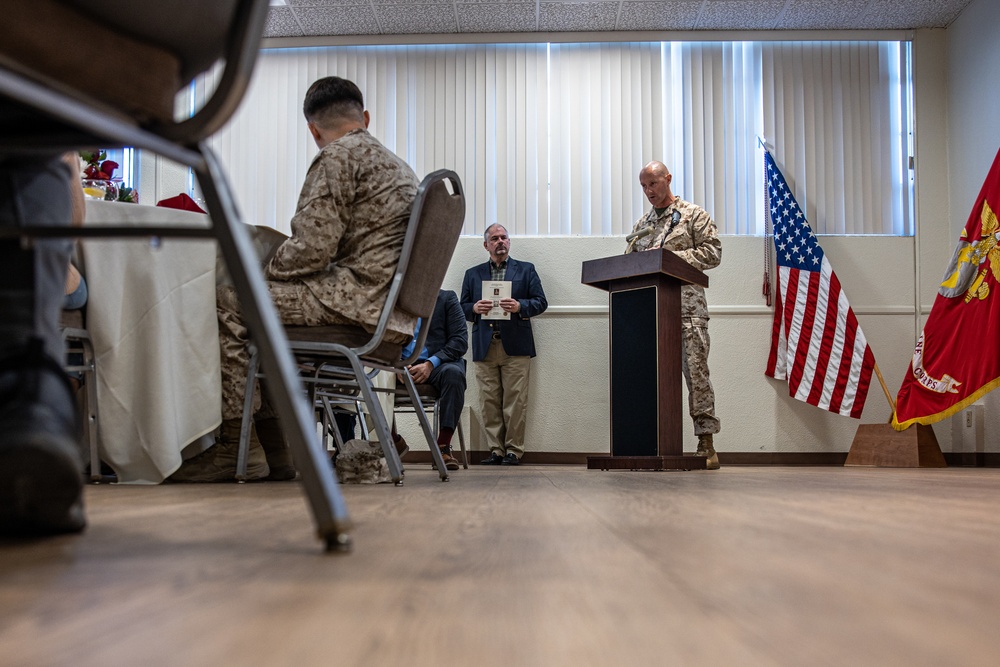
[172,76,420,482]
[627,160,723,469]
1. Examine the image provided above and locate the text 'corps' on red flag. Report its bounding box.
[763,148,876,418]
[893,146,1000,430]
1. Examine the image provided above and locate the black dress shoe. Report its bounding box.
[0,340,85,535]
[480,452,504,465]
[393,436,409,460]
[501,453,520,466]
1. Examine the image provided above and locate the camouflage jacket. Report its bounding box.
[266,129,419,339]
[627,197,722,319]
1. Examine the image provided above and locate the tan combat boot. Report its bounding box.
[254,417,297,481]
[697,434,720,470]
[170,418,269,482]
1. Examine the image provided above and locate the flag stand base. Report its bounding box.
[844,423,947,468]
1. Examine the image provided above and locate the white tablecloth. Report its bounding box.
[81,201,221,483]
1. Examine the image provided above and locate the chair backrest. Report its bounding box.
[288,170,465,365]
[0,0,267,148]
[359,169,465,361]
[396,170,466,319]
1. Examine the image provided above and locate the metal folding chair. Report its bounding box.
[60,310,101,482]
[0,0,351,551]
[392,382,469,469]
[238,170,467,485]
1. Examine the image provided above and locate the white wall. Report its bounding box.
[434,234,918,456]
[150,17,1000,456]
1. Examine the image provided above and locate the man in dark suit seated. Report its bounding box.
[461,224,548,466]
[396,289,468,471]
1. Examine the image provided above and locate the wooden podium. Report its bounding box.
[582,249,709,470]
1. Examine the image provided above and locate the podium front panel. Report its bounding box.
[610,287,658,456]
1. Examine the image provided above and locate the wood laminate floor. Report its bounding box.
[1,465,998,666]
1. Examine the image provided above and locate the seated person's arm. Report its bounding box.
[63,263,88,310]
[432,292,468,364]
[266,160,350,280]
[62,153,88,310]
[61,152,85,228]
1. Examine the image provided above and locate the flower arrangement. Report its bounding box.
[80,150,118,180]
[79,150,138,203]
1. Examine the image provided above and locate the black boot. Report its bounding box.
[255,417,297,481]
[0,339,85,535]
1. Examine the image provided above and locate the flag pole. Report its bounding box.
[872,361,896,415]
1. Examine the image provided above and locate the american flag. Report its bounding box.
[763,148,875,418]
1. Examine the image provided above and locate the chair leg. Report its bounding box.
[400,374,449,481]
[357,398,370,440]
[349,358,404,484]
[80,337,102,482]
[319,397,341,450]
[195,147,351,552]
[457,422,468,469]
[235,346,259,482]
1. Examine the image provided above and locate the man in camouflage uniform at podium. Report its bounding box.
[627,161,722,469]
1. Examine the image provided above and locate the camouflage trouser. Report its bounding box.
[217,282,356,420]
[681,317,720,436]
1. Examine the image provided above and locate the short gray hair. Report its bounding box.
[483,223,507,242]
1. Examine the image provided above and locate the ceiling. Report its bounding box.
[264,0,975,39]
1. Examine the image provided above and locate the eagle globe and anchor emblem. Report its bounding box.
[939,199,1000,302]
[909,200,1000,395]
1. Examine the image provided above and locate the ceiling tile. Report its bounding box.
[458,4,538,32]
[264,6,304,37]
[695,1,786,30]
[267,0,975,37]
[294,5,381,35]
[863,0,970,29]
[617,1,701,30]
[540,2,619,31]
[288,0,367,5]
[376,4,459,33]
[776,0,871,30]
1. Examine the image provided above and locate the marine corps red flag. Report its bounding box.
[893,146,1000,430]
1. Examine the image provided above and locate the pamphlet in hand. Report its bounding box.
[483,280,512,320]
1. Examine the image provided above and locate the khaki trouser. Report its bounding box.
[474,338,531,458]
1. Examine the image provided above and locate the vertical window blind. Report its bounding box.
[188,39,912,237]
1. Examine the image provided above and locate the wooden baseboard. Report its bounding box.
[404,450,1000,467]
[943,452,1000,467]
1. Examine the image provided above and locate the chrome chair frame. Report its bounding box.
[62,326,101,481]
[238,170,466,485]
[391,382,469,469]
[0,0,351,551]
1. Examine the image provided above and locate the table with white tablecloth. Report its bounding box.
[81,200,220,483]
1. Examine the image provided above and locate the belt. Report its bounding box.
[491,330,502,340]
